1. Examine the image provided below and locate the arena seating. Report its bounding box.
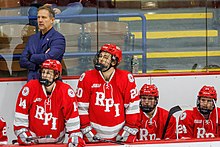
[0,24,36,77]
[54,23,83,75]
[83,21,133,71]
[0,0,20,8]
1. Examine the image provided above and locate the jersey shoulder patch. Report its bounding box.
[180,111,187,120]
[68,88,75,98]
[128,73,135,83]
[22,86,30,96]
[0,117,5,122]
[79,73,86,81]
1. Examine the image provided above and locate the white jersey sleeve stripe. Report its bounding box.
[14,119,29,127]
[78,102,89,115]
[78,109,89,115]
[66,117,80,132]
[91,121,125,138]
[126,100,140,114]
[14,112,29,127]
[15,112,28,119]
[0,141,7,145]
[78,102,89,108]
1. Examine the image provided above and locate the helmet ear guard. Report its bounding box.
[111,56,119,67]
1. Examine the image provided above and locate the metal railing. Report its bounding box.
[0,12,147,73]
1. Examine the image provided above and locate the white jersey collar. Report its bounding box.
[99,69,115,83]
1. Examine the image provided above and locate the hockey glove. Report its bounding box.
[68,133,85,147]
[17,130,34,145]
[116,126,138,143]
[81,126,101,142]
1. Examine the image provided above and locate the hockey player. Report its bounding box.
[14,59,85,147]
[137,84,176,141]
[76,44,140,143]
[0,117,8,145]
[178,85,220,139]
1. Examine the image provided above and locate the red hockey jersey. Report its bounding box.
[14,80,80,142]
[178,107,220,139]
[137,107,176,140]
[76,69,140,140]
[0,117,7,144]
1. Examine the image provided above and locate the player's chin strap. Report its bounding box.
[213,99,218,136]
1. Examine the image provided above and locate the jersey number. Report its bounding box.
[19,98,26,109]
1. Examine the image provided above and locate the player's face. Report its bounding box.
[98,51,112,70]
[199,97,214,111]
[41,68,55,82]
[141,95,157,108]
[37,9,54,34]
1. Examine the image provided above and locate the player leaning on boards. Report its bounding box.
[178,85,220,139]
[137,84,177,141]
[76,44,140,143]
[14,59,85,147]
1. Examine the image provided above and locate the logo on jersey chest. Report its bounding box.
[34,98,42,102]
[197,127,215,138]
[139,128,159,140]
[194,119,202,124]
[91,84,101,88]
[35,105,58,130]
[95,92,120,117]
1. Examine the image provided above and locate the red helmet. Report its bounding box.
[41,59,62,75]
[140,84,159,98]
[198,85,217,100]
[100,44,122,63]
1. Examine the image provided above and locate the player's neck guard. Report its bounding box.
[39,77,54,87]
[95,63,108,71]
[94,62,114,72]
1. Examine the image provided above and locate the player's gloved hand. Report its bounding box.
[68,134,85,147]
[116,125,138,143]
[17,131,34,145]
[81,126,101,142]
